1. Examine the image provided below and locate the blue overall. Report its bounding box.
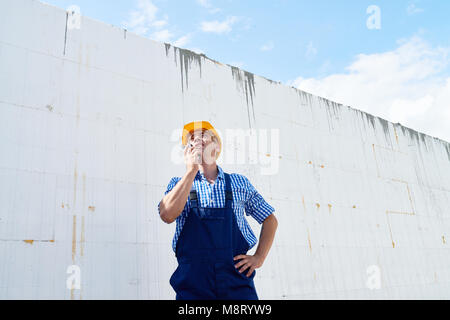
[169,172,259,300]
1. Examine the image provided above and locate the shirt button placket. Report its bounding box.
[208,185,213,206]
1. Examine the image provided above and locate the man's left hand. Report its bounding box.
[233,254,264,277]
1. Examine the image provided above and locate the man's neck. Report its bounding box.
[199,163,218,183]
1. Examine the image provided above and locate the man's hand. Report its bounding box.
[184,142,202,173]
[233,254,264,278]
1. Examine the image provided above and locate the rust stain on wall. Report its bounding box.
[80,216,85,257]
[88,206,96,212]
[394,126,399,145]
[73,163,78,209]
[82,173,86,207]
[72,215,77,262]
[406,184,416,215]
[307,228,312,253]
[385,212,396,248]
[387,210,415,216]
[23,240,55,245]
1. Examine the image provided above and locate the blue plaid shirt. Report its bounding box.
[158,166,275,253]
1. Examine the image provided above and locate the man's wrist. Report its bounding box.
[184,169,198,181]
[185,168,198,178]
[254,252,266,265]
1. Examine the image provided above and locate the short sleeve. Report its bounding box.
[164,177,182,195]
[157,177,188,215]
[243,177,275,224]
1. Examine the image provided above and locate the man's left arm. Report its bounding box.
[234,178,278,277]
[254,213,278,264]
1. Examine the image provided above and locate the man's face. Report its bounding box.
[188,129,218,164]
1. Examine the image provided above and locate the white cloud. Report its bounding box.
[122,1,193,48]
[196,0,211,8]
[200,16,238,34]
[131,26,149,36]
[122,0,172,39]
[196,0,221,14]
[286,36,450,142]
[122,0,159,35]
[151,20,167,28]
[261,41,274,52]
[407,3,424,15]
[150,29,174,42]
[173,34,192,47]
[152,14,169,28]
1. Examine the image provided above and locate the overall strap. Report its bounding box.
[189,172,233,208]
[189,185,199,209]
[224,173,233,208]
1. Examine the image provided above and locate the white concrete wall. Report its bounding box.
[1,0,449,299]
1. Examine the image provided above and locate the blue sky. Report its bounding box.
[42,0,450,142]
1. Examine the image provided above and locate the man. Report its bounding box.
[158,121,278,300]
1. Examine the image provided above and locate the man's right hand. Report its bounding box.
[159,149,200,224]
[184,142,202,173]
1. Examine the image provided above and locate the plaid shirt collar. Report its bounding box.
[195,165,225,182]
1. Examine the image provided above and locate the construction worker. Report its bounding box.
[158,121,278,300]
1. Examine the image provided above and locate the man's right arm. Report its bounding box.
[158,169,197,224]
[159,137,202,224]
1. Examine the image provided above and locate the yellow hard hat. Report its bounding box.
[182,121,222,160]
